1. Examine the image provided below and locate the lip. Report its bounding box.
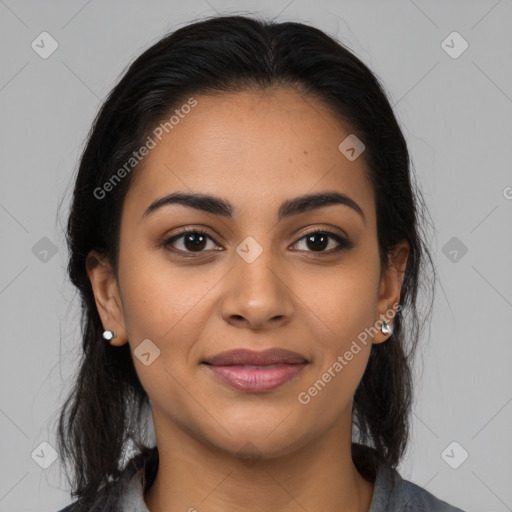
[201,348,309,393]
[203,348,308,366]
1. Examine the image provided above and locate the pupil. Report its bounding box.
[307,233,327,251]
[185,233,206,251]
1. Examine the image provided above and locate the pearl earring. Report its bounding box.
[381,321,392,335]
[102,330,117,342]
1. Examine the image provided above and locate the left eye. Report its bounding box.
[291,230,352,253]
[162,229,353,255]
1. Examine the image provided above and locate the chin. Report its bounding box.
[202,423,312,462]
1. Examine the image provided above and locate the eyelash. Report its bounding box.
[162,228,354,258]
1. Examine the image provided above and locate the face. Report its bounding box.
[87,87,408,459]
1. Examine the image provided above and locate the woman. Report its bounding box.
[56,14,466,512]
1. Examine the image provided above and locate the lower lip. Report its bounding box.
[203,363,307,392]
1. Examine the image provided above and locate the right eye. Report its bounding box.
[162,228,222,256]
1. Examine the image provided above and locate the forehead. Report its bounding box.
[122,87,375,225]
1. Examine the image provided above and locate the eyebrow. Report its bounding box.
[142,191,365,224]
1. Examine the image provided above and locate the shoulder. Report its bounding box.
[56,494,122,512]
[55,484,128,512]
[56,447,158,512]
[55,480,127,512]
[372,463,467,512]
[396,476,467,512]
[56,500,111,512]
[56,505,80,512]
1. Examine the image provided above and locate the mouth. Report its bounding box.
[201,348,309,393]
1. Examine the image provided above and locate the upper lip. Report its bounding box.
[202,348,309,366]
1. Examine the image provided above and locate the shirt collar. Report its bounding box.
[118,458,397,512]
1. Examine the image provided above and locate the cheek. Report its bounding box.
[118,247,215,341]
[292,261,378,406]
[118,250,223,406]
[295,265,379,351]
[296,279,376,416]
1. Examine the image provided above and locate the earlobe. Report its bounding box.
[373,240,409,344]
[86,250,128,346]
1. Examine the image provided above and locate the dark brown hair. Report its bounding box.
[56,13,436,509]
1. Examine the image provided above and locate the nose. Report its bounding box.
[219,251,294,331]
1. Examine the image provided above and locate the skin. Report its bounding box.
[87,87,408,512]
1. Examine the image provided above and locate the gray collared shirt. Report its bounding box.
[115,462,467,512]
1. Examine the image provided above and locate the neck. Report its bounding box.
[144,413,375,512]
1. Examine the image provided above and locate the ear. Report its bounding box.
[86,250,128,346]
[372,240,409,344]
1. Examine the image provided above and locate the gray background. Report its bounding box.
[1,0,511,511]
